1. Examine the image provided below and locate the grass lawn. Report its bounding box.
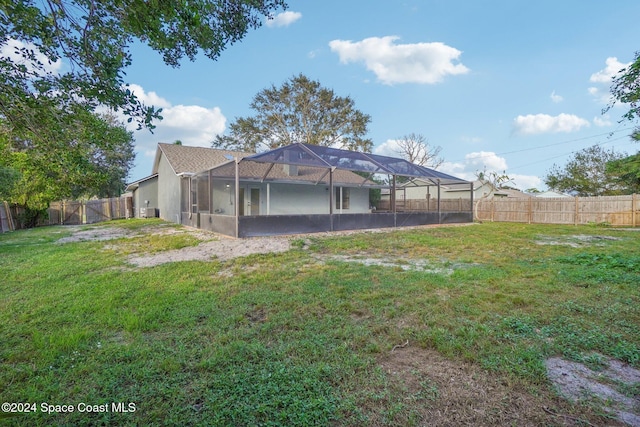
[1,220,638,426]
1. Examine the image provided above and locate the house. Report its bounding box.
[391,179,532,202]
[127,142,472,237]
[534,190,572,198]
[126,143,252,222]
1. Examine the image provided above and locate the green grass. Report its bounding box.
[1,221,639,425]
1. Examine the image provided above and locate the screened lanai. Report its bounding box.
[185,143,473,237]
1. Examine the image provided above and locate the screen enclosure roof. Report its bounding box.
[244,143,469,185]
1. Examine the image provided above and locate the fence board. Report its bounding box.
[476,195,639,227]
[1,196,133,230]
[0,201,14,233]
[377,198,472,212]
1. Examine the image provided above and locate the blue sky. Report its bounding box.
[124,0,640,190]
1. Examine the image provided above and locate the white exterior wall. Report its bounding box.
[396,182,479,201]
[133,177,159,218]
[209,181,371,216]
[157,154,182,223]
[211,179,236,215]
[269,183,330,214]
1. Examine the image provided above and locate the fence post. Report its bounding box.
[106,198,112,221]
[490,199,494,222]
[574,196,578,226]
[528,197,532,224]
[633,193,637,227]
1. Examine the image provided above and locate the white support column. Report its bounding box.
[235,158,240,238]
[267,183,270,216]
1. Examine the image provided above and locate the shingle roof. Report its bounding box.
[153,143,375,186]
[153,143,252,175]
[206,160,375,186]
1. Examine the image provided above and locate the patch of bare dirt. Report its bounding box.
[535,234,622,248]
[127,236,291,267]
[546,356,640,426]
[373,346,624,426]
[56,226,131,243]
[316,254,458,275]
[56,221,476,268]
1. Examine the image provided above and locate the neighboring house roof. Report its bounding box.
[125,174,158,192]
[152,143,252,176]
[535,190,572,198]
[492,188,532,198]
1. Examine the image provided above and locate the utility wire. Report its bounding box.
[450,126,636,164]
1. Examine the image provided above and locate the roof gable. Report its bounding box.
[153,143,252,176]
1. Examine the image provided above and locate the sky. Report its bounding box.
[122,0,640,190]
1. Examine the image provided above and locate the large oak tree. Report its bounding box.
[544,145,627,196]
[213,74,373,152]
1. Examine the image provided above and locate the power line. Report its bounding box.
[508,134,634,172]
[450,126,636,164]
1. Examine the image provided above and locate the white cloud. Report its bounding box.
[593,115,612,127]
[511,174,543,191]
[588,86,613,106]
[513,113,590,135]
[373,139,402,157]
[460,135,483,143]
[124,85,226,161]
[439,151,507,181]
[329,36,469,85]
[550,90,563,103]
[439,152,541,190]
[590,57,630,83]
[127,84,172,109]
[0,38,62,76]
[265,11,302,28]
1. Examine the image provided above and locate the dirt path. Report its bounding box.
[128,236,291,267]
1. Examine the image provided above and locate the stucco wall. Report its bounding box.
[157,154,182,223]
[257,183,370,215]
[133,177,159,218]
[209,181,371,216]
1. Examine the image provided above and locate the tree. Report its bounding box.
[0,164,19,200]
[544,145,626,196]
[83,112,136,198]
[606,153,640,194]
[1,111,135,222]
[1,0,288,133]
[393,133,443,168]
[605,51,640,126]
[475,168,514,189]
[213,74,373,152]
[1,0,286,222]
[605,132,640,194]
[603,53,640,194]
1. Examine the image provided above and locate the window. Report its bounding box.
[335,187,350,210]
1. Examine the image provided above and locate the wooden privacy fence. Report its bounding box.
[476,194,639,227]
[0,201,15,233]
[377,198,473,212]
[0,196,133,232]
[47,196,133,226]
